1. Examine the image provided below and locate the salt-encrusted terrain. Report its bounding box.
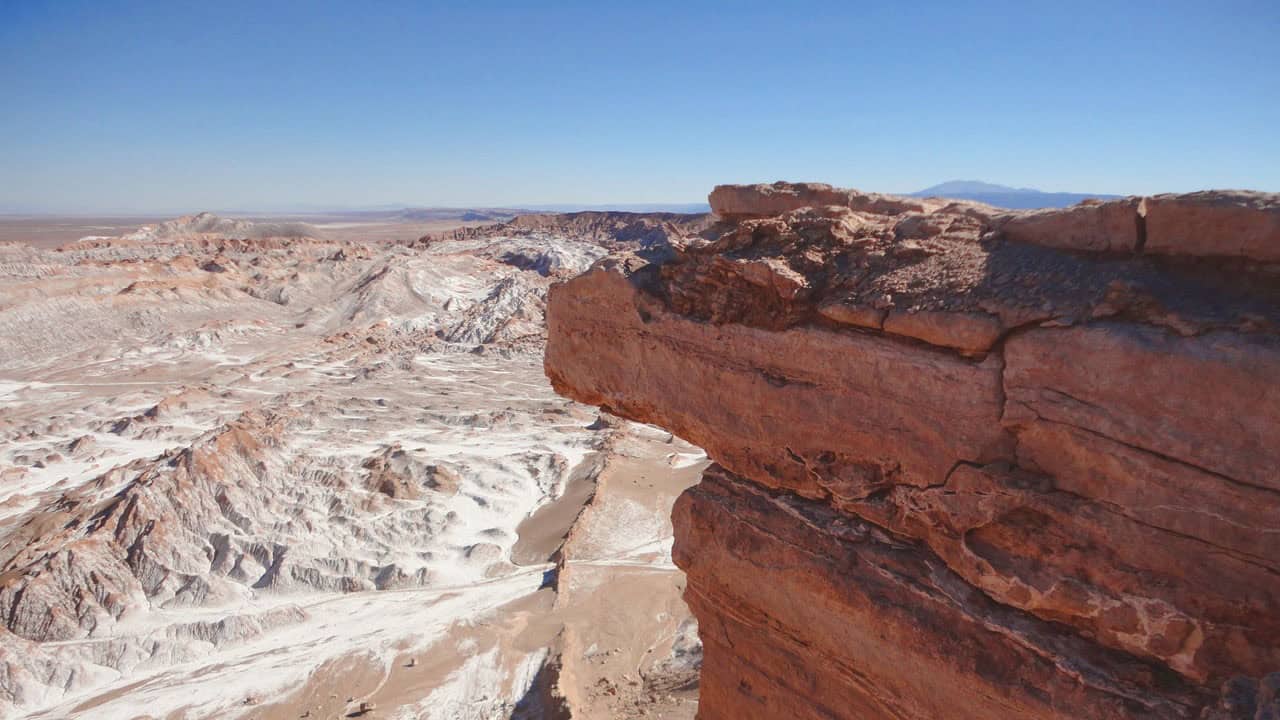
[0,212,707,719]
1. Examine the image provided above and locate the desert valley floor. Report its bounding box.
[0,212,705,719]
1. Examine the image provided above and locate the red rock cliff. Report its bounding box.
[545,182,1280,719]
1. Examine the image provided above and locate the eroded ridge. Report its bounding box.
[0,211,709,719]
[544,181,1280,719]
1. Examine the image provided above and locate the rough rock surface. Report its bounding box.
[1143,191,1280,262]
[997,197,1143,253]
[708,181,942,219]
[545,182,1280,719]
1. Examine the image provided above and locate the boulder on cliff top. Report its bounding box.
[1144,190,1280,261]
[996,197,1143,253]
[709,181,944,219]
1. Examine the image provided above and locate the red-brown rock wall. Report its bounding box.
[546,267,1011,500]
[676,467,1213,719]
[545,182,1280,719]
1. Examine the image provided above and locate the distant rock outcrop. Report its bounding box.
[122,212,324,242]
[545,181,1280,719]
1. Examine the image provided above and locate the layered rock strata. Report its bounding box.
[544,182,1280,719]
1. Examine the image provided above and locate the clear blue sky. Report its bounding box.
[2,0,1277,213]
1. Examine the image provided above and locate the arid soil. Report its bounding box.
[0,211,708,719]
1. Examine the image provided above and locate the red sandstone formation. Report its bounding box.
[545,181,1280,719]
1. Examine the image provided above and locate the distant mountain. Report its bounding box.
[911,180,1122,209]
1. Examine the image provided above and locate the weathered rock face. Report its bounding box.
[1143,190,1280,262]
[997,197,1144,253]
[545,182,1280,719]
[708,181,940,219]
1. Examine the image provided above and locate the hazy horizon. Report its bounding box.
[0,201,715,217]
[0,183,1103,217]
[0,201,719,217]
[2,1,1277,213]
